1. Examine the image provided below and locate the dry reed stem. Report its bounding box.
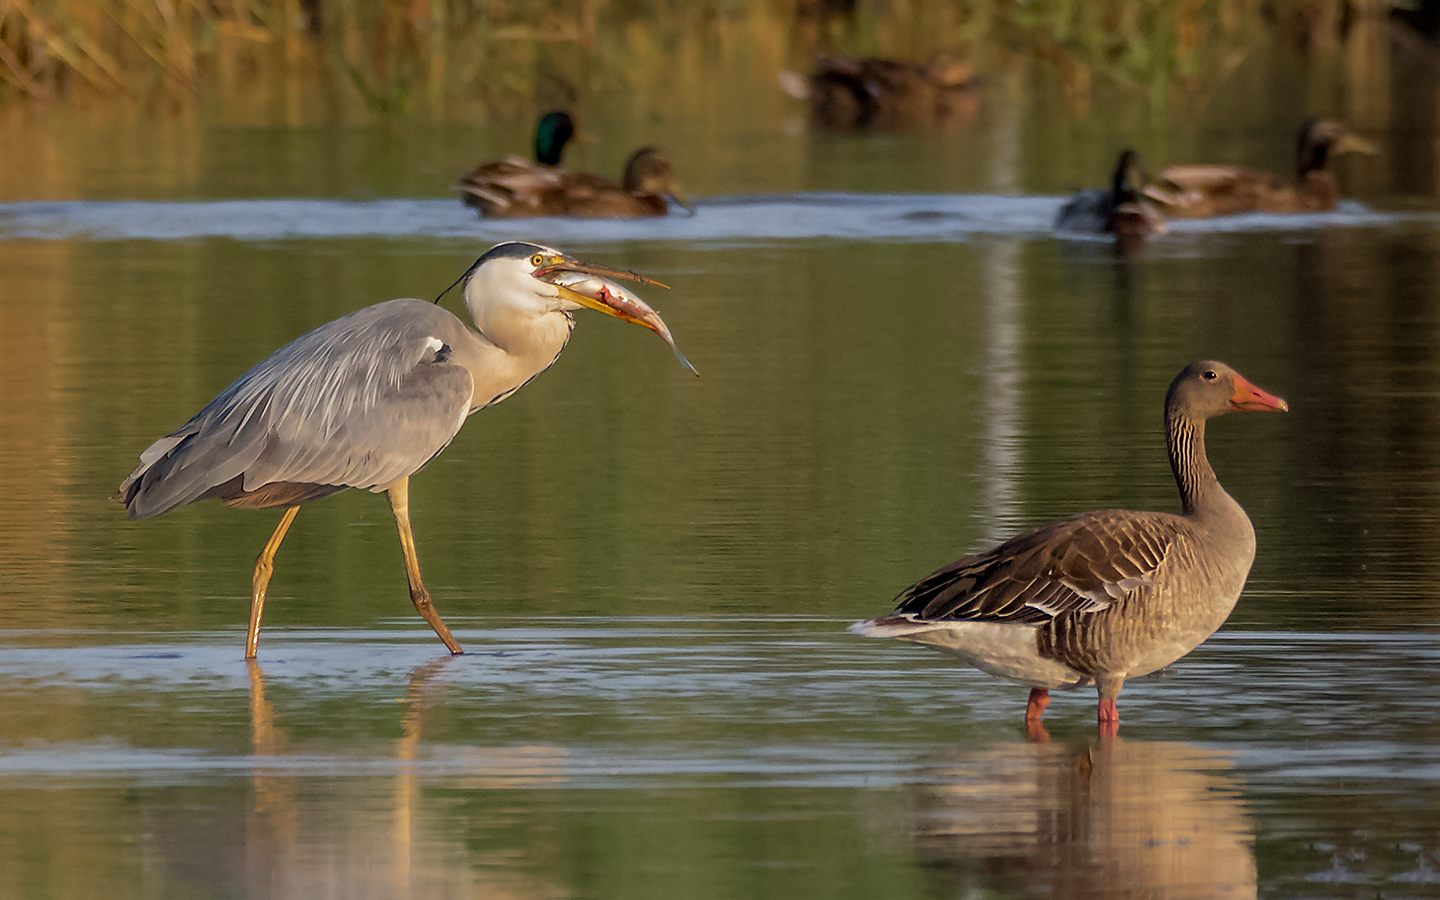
[0,0,1366,110]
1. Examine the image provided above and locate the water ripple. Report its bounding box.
[0,195,1421,244]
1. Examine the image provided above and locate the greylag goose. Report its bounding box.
[851,361,1287,733]
[795,50,981,132]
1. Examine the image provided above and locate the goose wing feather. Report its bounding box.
[894,510,1184,624]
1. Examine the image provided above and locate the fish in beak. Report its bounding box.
[533,255,699,377]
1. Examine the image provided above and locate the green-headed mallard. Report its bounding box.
[457,113,692,219]
[793,50,980,132]
[1145,118,1378,218]
[1054,149,1168,246]
[457,111,575,218]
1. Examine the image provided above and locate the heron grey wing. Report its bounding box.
[121,299,477,519]
[894,511,1182,624]
[237,300,477,493]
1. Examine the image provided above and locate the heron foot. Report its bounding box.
[408,587,464,655]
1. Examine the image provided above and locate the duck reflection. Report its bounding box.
[908,739,1256,899]
[243,659,567,899]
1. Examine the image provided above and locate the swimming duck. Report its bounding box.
[543,147,694,218]
[459,129,691,219]
[851,361,1288,736]
[457,111,575,218]
[1144,118,1377,217]
[795,50,980,132]
[1053,149,1168,245]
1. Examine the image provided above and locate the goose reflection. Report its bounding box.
[908,739,1256,899]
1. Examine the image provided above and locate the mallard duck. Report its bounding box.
[459,124,692,219]
[542,147,694,218]
[794,50,980,132]
[1054,149,1168,245]
[457,111,575,218]
[1145,118,1378,217]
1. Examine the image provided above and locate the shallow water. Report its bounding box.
[1,623,1437,899]
[5,42,1440,900]
[4,190,1440,898]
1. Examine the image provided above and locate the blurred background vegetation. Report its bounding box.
[0,0,1416,120]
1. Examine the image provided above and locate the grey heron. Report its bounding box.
[118,241,696,659]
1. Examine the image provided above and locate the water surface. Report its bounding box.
[4,47,1440,899]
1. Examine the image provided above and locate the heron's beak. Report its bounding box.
[537,261,699,377]
[1229,374,1288,412]
[535,258,668,289]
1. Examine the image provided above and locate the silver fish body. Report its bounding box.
[543,271,699,376]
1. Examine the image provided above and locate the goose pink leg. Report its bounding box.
[1025,688,1050,721]
[1097,698,1119,737]
[1025,688,1052,742]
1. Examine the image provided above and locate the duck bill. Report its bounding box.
[1334,132,1379,156]
[1230,374,1289,412]
[668,184,696,216]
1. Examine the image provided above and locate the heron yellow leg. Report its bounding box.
[387,477,464,655]
[248,505,300,660]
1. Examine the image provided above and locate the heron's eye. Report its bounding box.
[531,254,544,267]
[1202,370,1218,381]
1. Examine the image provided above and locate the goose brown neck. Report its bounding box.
[1166,408,1220,516]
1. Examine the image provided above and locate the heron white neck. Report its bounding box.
[461,265,575,365]
[467,298,572,358]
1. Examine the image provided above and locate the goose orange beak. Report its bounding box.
[1230,374,1288,412]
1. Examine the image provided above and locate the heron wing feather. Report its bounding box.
[121,299,477,519]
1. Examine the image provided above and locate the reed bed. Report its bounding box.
[0,0,1380,114]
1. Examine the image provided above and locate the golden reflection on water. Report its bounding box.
[910,738,1255,899]
[243,659,570,899]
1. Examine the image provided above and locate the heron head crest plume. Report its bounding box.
[434,241,562,306]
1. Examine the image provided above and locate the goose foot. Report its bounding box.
[1097,698,1119,737]
[1025,688,1050,721]
[1025,689,1052,742]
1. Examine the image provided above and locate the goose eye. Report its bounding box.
[1202,370,1218,381]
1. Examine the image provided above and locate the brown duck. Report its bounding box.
[542,147,694,218]
[851,361,1288,734]
[460,126,693,220]
[793,50,980,132]
[1145,119,1377,217]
